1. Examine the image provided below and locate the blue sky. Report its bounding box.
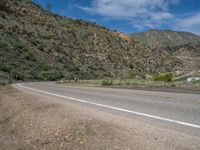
[32,0,200,35]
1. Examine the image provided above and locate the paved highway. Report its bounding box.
[16,82,200,137]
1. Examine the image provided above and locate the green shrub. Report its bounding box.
[23,52,37,61]
[0,0,9,12]
[192,79,200,85]
[0,63,11,73]
[42,32,55,39]
[154,72,173,82]
[127,70,136,79]
[102,79,114,86]
[10,69,25,81]
[13,42,27,52]
[41,69,63,81]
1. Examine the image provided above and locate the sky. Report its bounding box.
[32,0,200,35]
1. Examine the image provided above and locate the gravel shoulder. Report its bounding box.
[112,86,200,94]
[0,85,200,150]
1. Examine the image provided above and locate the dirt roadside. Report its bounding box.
[112,86,200,94]
[0,85,200,150]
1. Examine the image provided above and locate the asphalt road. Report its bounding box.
[16,82,200,137]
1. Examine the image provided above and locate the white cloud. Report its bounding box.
[78,0,178,28]
[175,12,200,35]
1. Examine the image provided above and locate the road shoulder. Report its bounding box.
[0,85,200,150]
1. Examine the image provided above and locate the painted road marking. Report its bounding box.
[17,83,200,129]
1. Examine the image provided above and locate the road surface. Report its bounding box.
[15,82,200,137]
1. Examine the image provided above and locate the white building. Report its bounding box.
[187,77,200,82]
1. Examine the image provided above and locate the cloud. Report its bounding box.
[175,12,200,35]
[78,0,178,29]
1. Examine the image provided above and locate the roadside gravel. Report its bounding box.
[0,85,200,150]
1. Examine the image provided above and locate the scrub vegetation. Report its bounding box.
[0,0,200,83]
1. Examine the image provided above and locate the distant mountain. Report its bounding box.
[131,30,200,74]
[131,29,200,49]
[0,0,199,82]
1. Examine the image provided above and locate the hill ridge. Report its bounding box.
[0,0,199,82]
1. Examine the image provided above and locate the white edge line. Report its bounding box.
[17,83,200,129]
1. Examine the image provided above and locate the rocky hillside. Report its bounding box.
[0,0,198,82]
[131,30,200,49]
[131,30,200,74]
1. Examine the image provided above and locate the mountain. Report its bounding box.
[131,29,200,49]
[0,0,199,82]
[131,30,200,74]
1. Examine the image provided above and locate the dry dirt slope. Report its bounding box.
[0,85,200,150]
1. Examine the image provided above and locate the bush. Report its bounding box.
[10,69,25,81]
[42,32,55,39]
[0,63,11,73]
[127,70,136,79]
[154,72,173,82]
[23,52,37,61]
[192,79,200,85]
[10,68,33,81]
[0,0,9,12]
[102,79,114,86]
[41,69,63,81]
